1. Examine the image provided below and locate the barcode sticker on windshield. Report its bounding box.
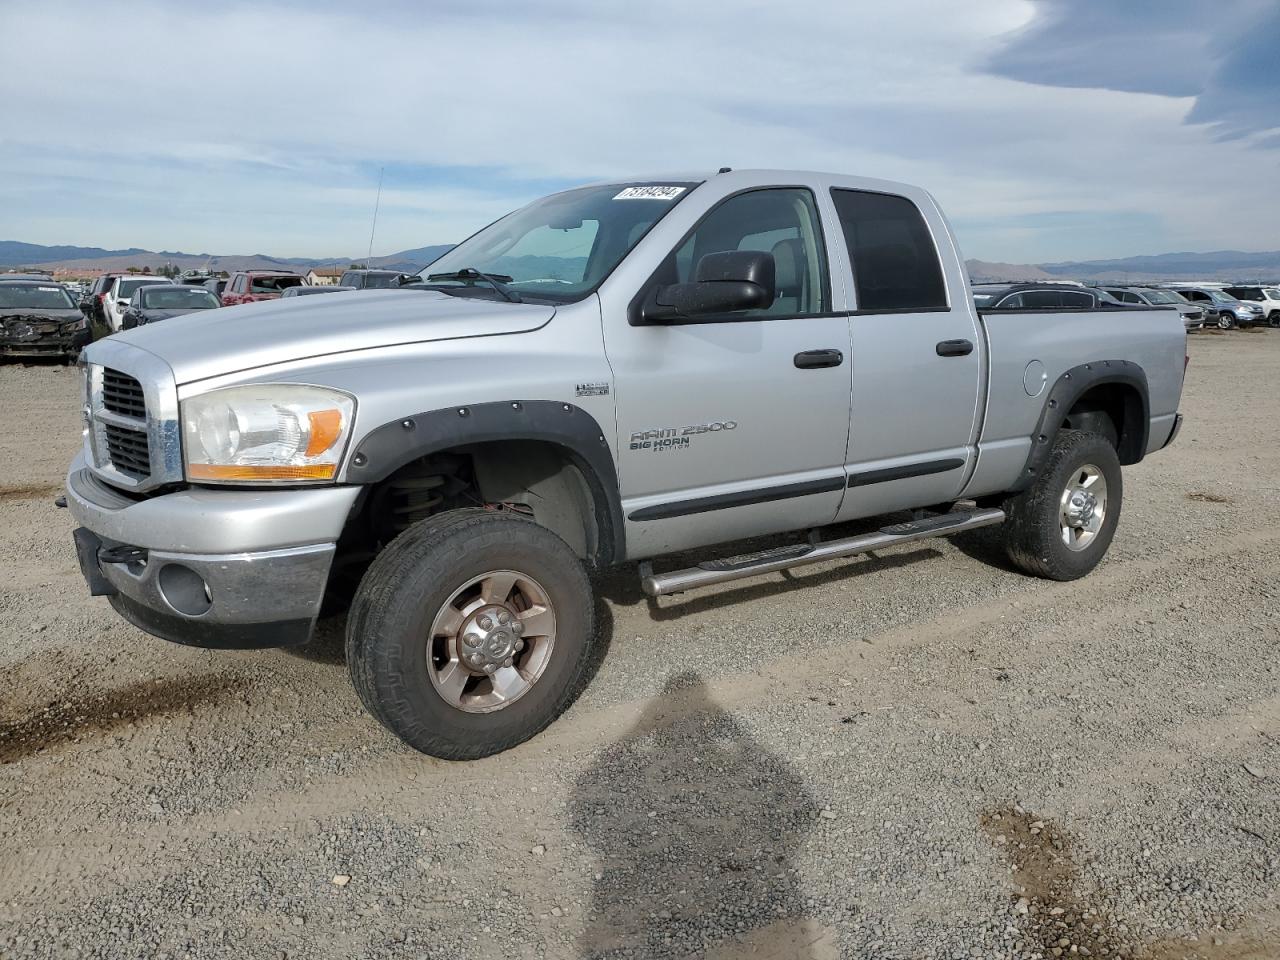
[614,185,686,201]
[38,286,59,292]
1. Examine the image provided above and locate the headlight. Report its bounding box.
[182,384,355,484]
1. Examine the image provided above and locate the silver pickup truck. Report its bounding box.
[66,170,1186,759]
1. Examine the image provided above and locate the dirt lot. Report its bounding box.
[1,332,1278,960]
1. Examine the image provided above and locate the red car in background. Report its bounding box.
[221,270,305,306]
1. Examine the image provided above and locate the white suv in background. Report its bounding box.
[1224,286,1280,327]
[102,276,173,332]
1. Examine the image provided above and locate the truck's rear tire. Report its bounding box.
[1001,430,1122,581]
[346,508,596,760]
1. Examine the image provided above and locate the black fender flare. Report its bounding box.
[344,400,625,564]
[1011,360,1149,493]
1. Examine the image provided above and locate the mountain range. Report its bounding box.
[4,240,1279,283]
[0,241,454,275]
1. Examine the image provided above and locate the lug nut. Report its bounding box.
[478,615,493,630]
[514,638,524,652]
[483,663,496,674]
[467,652,483,666]
[511,622,524,635]
[497,611,510,625]
[503,656,513,668]
[463,634,480,647]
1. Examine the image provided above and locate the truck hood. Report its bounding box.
[106,289,555,384]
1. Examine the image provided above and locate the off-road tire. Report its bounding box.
[347,508,596,760]
[1002,430,1122,581]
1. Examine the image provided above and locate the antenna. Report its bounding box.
[367,166,384,264]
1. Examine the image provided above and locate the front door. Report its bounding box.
[603,187,853,558]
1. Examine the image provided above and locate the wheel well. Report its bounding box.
[1063,383,1145,465]
[338,439,606,566]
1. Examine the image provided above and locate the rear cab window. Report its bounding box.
[251,275,304,294]
[829,189,947,312]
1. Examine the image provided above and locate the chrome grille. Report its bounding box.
[102,369,147,418]
[84,344,181,493]
[103,422,151,479]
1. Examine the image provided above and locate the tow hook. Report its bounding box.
[98,544,148,565]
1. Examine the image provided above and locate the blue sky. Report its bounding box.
[0,0,1276,263]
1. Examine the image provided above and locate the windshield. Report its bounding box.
[361,272,400,289]
[0,283,75,310]
[416,182,699,302]
[1208,290,1238,304]
[116,278,170,299]
[1139,289,1177,304]
[140,287,220,310]
[1266,288,1280,300]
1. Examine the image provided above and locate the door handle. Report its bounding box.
[935,339,974,357]
[794,348,844,369]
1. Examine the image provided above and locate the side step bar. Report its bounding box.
[640,508,1006,597]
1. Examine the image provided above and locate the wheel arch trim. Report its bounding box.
[1010,360,1149,493]
[343,400,624,564]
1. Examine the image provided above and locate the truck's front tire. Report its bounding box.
[1001,430,1123,581]
[347,508,596,760]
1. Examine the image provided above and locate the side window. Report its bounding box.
[234,276,247,294]
[1022,290,1061,308]
[1061,291,1093,308]
[655,188,829,318]
[999,293,1023,308]
[830,189,947,312]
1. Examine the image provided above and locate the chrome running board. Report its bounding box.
[639,508,1006,597]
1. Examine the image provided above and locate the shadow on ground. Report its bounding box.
[568,671,834,959]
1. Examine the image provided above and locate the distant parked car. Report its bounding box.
[102,276,174,333]
[0,278,90,361]
[202,277,228,298]
[1223,286,1280,327]
[280,284,357,298]
[1164,285,1264,330]
[1104,287,1205,330]
[339,269,404,290]
[971,283,1124,309]
[222,271,305,306]
[122,285,221,329]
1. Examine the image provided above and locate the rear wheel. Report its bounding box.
[1002,430,1123,581]
[346,508,597,760]
[1269,311,1280,328]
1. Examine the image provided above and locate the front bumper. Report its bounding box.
[0,323,90,358]
[66,451,361,648]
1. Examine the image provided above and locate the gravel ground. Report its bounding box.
[1,330,1278,960]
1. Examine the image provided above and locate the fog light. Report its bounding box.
[157,563,213,616]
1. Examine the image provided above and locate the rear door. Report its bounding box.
[604,185,853,557]
[827,187,983,520]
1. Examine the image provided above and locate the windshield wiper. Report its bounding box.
[424,267,521,303]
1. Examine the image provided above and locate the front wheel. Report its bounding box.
[1001,430,1123,581]
[1218,312,1236,330]
[1269,311,1280,328]
[346,508,597,760]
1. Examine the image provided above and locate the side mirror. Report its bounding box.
[641,251,775,323]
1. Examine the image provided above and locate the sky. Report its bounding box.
[0,0,1276,264]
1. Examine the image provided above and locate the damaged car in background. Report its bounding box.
[0,278,90,362]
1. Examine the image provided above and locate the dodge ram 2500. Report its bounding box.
[65,170,1187,760]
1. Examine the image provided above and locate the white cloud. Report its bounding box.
[0,0,1276,261]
